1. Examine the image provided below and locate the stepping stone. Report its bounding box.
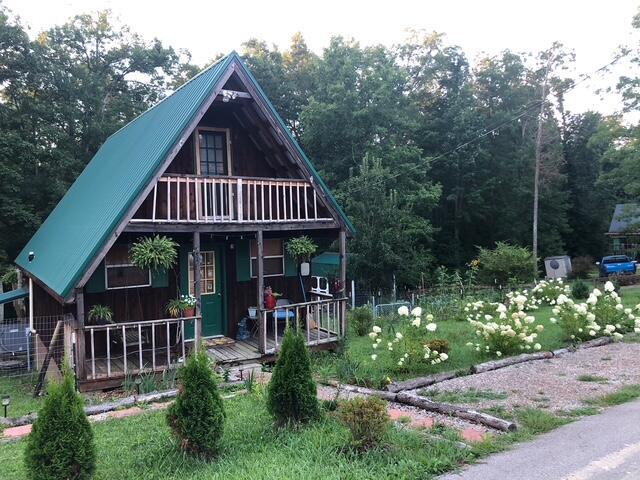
[460,428,485,443]
[3,424,32,439]
[411,417,435,429]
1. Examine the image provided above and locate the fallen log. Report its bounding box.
[396,392,517,432]
[471,351,553,374]
[387,371,458,393]
[577,337,613,349]
[552,347,574,357]
[331,383,398,402]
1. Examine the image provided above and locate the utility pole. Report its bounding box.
[532,61,550,279]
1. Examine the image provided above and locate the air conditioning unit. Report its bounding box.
[544,256,572,279]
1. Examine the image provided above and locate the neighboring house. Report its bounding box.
[6,52,353,390]
[606,203,640,259]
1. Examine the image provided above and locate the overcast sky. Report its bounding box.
[5,0,639,116]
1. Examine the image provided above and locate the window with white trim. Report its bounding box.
[105,245,151,290]
[188,251,216,295]
[250,239,284,277]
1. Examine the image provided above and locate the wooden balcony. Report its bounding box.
[130,175,334,226]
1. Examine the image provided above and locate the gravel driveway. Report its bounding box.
[414,342,640,413]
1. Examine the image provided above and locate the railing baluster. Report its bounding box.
[306,305,311,344]
[304,184,309,220]
[181,319,186,361]
[122,324,127,375]
[186,178,191,221]
[195,177,200,222]
[228,179,234,221]
[106,327,111,377]
[237,178,243,222]
[276,184,281,221]
[289,183,293,221]
[297,183,301,220]
[151,323,156,371]
[274,307,278,351]
[166,321,171,366]
[90,328,95,379]
[177,178,181,221]
[313,189,318,220]
[269,182,273,220]
[204,178,209,219]
[253,182,257,222]
[261,181,265,221]
[152,184,157,222]
[167,178,171,221]
[138,323,143,371]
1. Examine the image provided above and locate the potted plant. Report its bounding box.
[286,236,318,302]
[87,305,113,325]
[129,235,178,271]
[166,295,197,318]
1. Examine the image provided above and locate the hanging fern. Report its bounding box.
[286,236,318,263]
[129,235,178,271]
[1,267,18,286]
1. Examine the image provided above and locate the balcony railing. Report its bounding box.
[130,175,333,224]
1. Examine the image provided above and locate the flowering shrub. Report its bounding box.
[550,281,637,342]
[505,290,539,311]
[369,306,448,371]
[531,278,571,306]
[466,300,544,357]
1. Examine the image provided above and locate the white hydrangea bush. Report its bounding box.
[505,290,539,311]
[369,306,448,371]
[550,281,638,342]
[531,278,571,306]
[466,300,544,357]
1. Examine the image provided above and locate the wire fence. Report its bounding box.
[0,315,72,396]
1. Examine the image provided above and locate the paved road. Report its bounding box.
[440,399,640,480]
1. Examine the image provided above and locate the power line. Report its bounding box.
[344,48,630,193]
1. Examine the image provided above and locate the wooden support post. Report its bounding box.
[339,230,347,335]
[193,231,202,351]
[256,230,265,353]
[75,289,86,381]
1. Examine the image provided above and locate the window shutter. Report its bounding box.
[236,240,251,282]
[151,268,169,288]
[85,262,106,293]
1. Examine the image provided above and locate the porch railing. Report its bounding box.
[82,316,199,381]
[130,174,333,224]
[260,297,347,354]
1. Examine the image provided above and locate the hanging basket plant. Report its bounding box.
[129,235,178,271]
[286,236,318,264]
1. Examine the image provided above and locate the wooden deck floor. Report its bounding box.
[207,328,339,364]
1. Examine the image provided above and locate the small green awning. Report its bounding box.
[0,287,29,305]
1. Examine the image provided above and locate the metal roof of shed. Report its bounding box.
[15,52,352,300]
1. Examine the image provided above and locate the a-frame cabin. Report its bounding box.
[13,52,354,391]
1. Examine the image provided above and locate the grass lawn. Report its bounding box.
[313,286,640,388]
[0,391,479,480]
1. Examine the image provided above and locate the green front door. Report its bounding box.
[184,245,225,338]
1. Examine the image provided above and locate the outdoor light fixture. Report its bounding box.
[134,377,142,396]
[2,395,10,418]
[28,251,35,262]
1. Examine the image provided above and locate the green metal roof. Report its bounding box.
[15,52,352,301]
[0,287,29,305]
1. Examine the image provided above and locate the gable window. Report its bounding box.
[196,128,230,176]
[105,245,151,290]
[250,239,284,277]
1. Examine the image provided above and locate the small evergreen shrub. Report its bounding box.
[24,364,96,480]
[571,256,595,279]
[267,327,319,426]
[427,338,450,354]
[349,306,374,336]
[167,350,225,457]
[571,279,590,299]
[338,396,389,451]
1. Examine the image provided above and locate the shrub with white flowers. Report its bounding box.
[531,278,571,306]
[466,300,544,357]
[505,289,539,311]
[550,281,637,342]
[369,306,447,372]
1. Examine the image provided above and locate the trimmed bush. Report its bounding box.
[571,279,590,299]
[349,306,374,336]
[267,327,319,426]
[24,364,96,480]
[477,242,535,286]
[167,350,225,457]
[338,396,389,451]
[427,338,450,354]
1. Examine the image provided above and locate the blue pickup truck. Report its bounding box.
[597,255,638,277]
